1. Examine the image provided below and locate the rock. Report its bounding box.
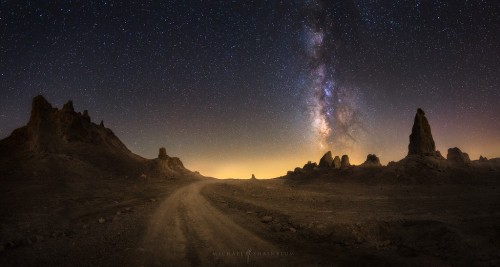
[319,151,334,168]
[447,147,471,165]
[293,167,302,174]
[289,227,297,232]
[99,120,104,127]
[361,154,381,167]
[116,211,121,215]
[341,155,350,168]
[82,110,90,122]
[479,155,488,162]
[251,174,256,179]
[333,156,341,169]
[158,147,168,160]
[62,101,74,113]
[98,217,106,224]
[303,161,317,171]
[261,216,273,223]
[408,108,437,156]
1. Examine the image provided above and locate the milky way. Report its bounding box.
[303,1,362,152]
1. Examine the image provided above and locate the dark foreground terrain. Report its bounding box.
[2,174,500,267]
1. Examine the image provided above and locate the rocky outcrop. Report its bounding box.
[158,147,168,160]
[333,156,341,169]
[447,147,471,165]
[479,155,488,162]
[408,108,436,156]
[341,155,350,168]
[11,95,131,154]
[154,146,186,173]
[0,95,194,180]
[318,151,333,168]
[303,161,317,171]
[361,154,382,167]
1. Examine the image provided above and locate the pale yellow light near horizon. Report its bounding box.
[183,150,368,179]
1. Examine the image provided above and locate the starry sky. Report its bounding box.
[1,1,499,178]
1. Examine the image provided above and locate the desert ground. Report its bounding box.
[2,172,500,267]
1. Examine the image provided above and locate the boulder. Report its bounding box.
[333,156,341,169]
[341,155,350,168]
[318,151,334,168]
[447,147,471,165]
[408,108,437,156]
[261,216,273,223]
[361,154,382,167]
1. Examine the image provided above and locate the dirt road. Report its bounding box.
[140,180,292,266]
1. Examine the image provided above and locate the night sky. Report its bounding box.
[1,1,499,178]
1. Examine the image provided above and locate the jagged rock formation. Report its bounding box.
[447,147,471,165]
[341,155,350,168]
[303,161,317,172]
[4,95,131,154]
[361,154,382,167]
[408,108,437,156]
[0,95,192,179]
[479,155,488,162]
[251,174,256,180]
[319,151,333,168]
[333,156,341,169]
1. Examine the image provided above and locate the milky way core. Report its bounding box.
[304,1,363,152]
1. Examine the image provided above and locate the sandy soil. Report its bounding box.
[2,176,500,266]
[202,179,500,266]
[139,180,291,266]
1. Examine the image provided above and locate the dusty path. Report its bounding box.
[140,180,291,266]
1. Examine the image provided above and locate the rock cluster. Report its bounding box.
[20,95,130,154]
[318,151,350,169]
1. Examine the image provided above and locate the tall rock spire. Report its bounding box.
[408,108,436,156]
